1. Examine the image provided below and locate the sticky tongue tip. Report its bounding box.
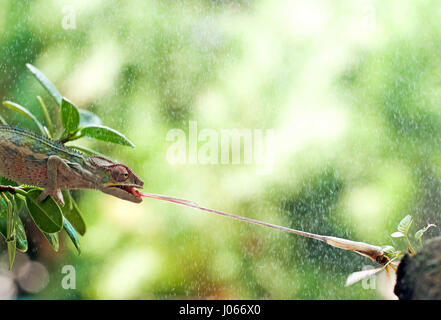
[127,187,143,199]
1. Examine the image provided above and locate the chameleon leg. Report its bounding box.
[37,155,71,206]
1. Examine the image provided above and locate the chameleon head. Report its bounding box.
[88,156,144,203]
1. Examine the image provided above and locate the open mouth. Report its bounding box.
[102,184,144,203]
[115,185,143,199]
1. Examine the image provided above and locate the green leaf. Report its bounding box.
[0,114,8,125]
[397,215,413,235]
[7,238,16,270]
[26,63,62,105]
[61,191,86,236]
[415,224,437,241]
[382,245,396,255]
[391,231,404,238]
[0,198,9,238]
[42,232,59,252]
[24,189,63,233]
[14,215,28,252]
[79,109,102,127]
[61,97,80,135]
[37,96,53,137]
[42,126,51,138]
[79,125,135,147]
[0,199,27,252]
[2,101,45,135]
[0,176,18,186]
[2,194,16,270]
[63,217,81,255]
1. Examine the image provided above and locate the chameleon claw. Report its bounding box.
[53,189,65,206]
[37,189,65,206]
[36,190,49,202]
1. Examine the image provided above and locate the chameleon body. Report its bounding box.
[0,125,144,205]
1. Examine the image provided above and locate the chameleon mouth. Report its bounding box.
[102,184,143,203]
[117,185,143,199]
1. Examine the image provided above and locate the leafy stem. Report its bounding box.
[37,96,53,138]
[390,215,437,257]
[58,129,81,144]
[1,192,16,269]
[404,233,416,255]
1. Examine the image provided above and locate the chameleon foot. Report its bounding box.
[37,188,65,206]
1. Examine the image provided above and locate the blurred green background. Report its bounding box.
[1,0,441,299]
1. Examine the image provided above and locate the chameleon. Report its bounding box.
[0,125,144,205]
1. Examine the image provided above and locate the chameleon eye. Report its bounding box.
[112,166,129,182]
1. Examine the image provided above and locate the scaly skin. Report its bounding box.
[0,125,144,205]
